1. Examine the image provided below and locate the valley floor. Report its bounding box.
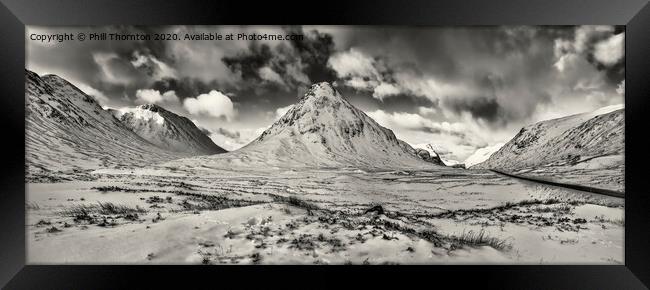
[26,166,624,265]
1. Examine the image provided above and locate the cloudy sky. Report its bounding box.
[26,25,625,163]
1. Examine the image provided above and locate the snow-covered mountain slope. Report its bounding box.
[464,143,505,168]
[163,82,443,170]
[25,70,188,179]
[473,105,624,170]
[112,104,226,155]
[412,144,447,166]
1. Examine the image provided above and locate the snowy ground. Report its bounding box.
[26,165,624,265]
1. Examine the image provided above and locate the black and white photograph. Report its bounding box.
[25,25,625,265]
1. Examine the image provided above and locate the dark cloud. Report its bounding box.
[283,26,337,82]
[221,27,336,90]
[444,97,502,124]
[222,44,274,82]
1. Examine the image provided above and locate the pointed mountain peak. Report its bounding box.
[114,103,226,155]
[301,82,343,102]
[241,82,441,169]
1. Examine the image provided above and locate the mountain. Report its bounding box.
[111,104,226,155]
[471,105,624,191]
[25,70,188,179]
[473,105,624,170]
[412,144,447,166]
[165,82,443,169]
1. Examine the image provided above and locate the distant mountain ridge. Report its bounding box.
[112,104,226,155]
[163,82,445,169]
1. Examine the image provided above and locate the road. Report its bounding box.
[490,169,625,198]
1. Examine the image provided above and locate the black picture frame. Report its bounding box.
[1,0,649,288]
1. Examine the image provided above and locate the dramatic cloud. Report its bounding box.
[552,26,624,81]
[221,27,336,91]
[594,33,624,66]
[366,110,466,137]
[183,90,236,121]
[372,83,401,100]
[443,96,503,124]
[135,89,179,104]
[130,51,177,80]
[258,67,287,87]
[417,106,437,117]
[328,48,379,80]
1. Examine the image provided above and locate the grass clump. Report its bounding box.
[447,229,512,251]
[269,194,321,211]
[176,192,261,213]
[60,202,147,217]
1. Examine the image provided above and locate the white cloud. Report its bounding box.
[275,104,294,119]
[418,106,437,116]
[135,89,179,104]
[329,48,471,102]
[183,90,236,121]
[367,110,431,130]
[327,48,379,79]
[553,26,623,72]
[366,110,467,137]
[394,73,472,101]
[552,53,579,72]
[130,52,148,67]
[573,26,613,52]
[594,33,624,66]
[343,77,377,90]
[258,67,287,86]
[189,118,265,151]
[131,51,177,80]
[365,109,514,162]
[372,82,401,100]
